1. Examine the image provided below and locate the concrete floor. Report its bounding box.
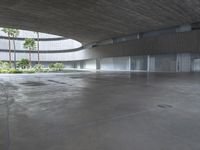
[0,72,200,150]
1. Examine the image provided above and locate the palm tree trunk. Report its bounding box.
[29,49,32,68]
[37,32,40,64]
[8,35,11,67]
[13,39,16,69]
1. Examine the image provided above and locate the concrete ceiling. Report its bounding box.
[0,0,200,44]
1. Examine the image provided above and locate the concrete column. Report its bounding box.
[147,55,150,72]
[148,55,155,72]
[128,56,131,71]
[96,58,101,70]
[80,61,84,69]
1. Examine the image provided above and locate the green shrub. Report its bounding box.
[20,69,35,73]
[0,68,23,74]
[0,61,11,69]
[42,68,50,73]
[0,69,9,73]
[49,63,55,69]
[8,69,23,73]
[33,64,44,72]
[17,59,30,69]
[54,63,64,71]
[49,63,64,71]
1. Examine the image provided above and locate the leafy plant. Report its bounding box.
[21,69,35,73]
[49,63,55,69]
[0,61,11,69]
[49,63,64,71]
[8,69,23,73]
[0,68,23,74]
[17,59,30,69]
[33,64,44,72]
[23,38,36,68]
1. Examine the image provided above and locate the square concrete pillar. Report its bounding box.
[96,58,101,70]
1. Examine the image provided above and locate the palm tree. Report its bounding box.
[10,29,20,69]
[36,32,40,64]
[34,31,40,64]
[1,28,20,68]
[23,38,36,68]
[2,28,12,67]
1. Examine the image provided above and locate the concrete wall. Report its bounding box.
[155,55,177,72]
[82,59,96,70]
[131,56,147,71]
[0,51,88,62]
[1,52,200,72]
[193,59,200,72]
[100,57,130,71]
[177,53,191,72]
[191,54,200,72]
[1,30,200,72]
[0,28,82,51]
[0,39,81,51]
[1,30,200,62]
[148,55,177,72]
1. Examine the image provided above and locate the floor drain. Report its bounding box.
[157,104,173,109]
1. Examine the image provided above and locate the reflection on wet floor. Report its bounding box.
[0,72,200,150]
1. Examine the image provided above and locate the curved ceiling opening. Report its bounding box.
[0,27,82,51]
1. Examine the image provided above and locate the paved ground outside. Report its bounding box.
[0,72,200,150]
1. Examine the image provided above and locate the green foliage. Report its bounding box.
[11,29,20,38]
[49,63,65,71]
[0,61,20,73]
[33,64,45,72]
[2,28,19,37]
[20,69,35,73]
[17,59,30,69]
[0,60,65,74]
[0,68,23,74]
[49,63,55,69]
[8,69,23,73]
[23,38,36,50]
[54,63,64,71]
[0,61,11,69]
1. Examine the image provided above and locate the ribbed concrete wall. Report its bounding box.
[177,54,191,72]
[0,39,81,51]
[1,30,200,62]
[154,55,177,72]
[100,57,130,71]
[83,59,96,70]
[97,54,200,72]
[88,30,200,59]
[193,59,200,72]
[131,56,147,71]
[191,54,200,72]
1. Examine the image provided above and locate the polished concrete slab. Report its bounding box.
[0,72,200,150]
